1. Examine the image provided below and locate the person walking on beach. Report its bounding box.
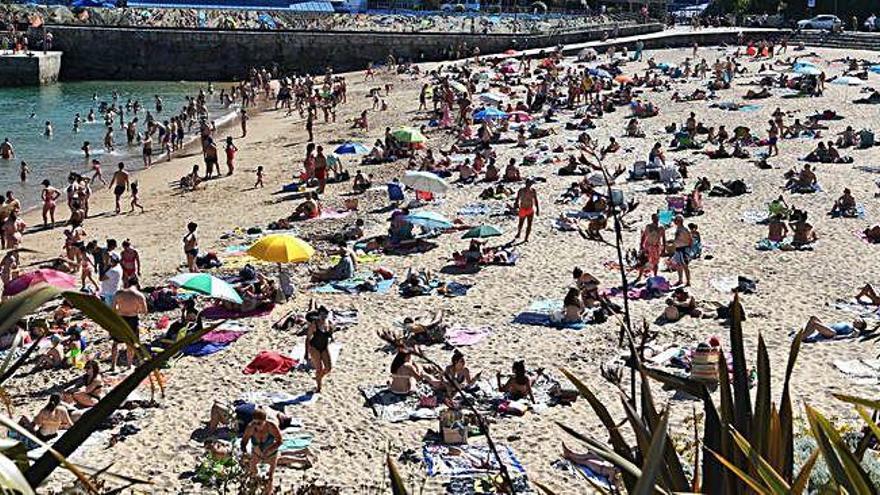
[1,138,15,160]
[142,134,152,169]
[514,178,539,243]
[305,112,314,143]
[767,120,779,157]
[224,136,237,176]
[640,213,666,278]
[240,109,249,137]
[108,163,129,215]
[254,166,264,189]
[90,160,107,186]
[306,306,334,393]
[129,181,144,213]
[111,275,147,371]
[183,222,199,272]
[40,180,60,228]
[120,239,141,281]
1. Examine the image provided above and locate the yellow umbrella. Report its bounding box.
[247,234,314,263]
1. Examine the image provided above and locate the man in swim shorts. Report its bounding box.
[107,162,129,215]
[112,276,147,371]
[514,178,539,242]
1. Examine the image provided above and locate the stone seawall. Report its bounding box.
[0,52,61,86]
[43,23,663,81]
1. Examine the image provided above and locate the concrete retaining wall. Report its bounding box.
[43,23,663,81]
[0,52,61,86]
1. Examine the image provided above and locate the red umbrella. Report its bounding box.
[3,269,77,297]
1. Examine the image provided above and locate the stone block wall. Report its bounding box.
[43,23,662,81]
[0,52,61,86]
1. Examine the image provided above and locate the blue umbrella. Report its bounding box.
[589,68,612,79]
[870,65,880,74]
[334,142,370,155]
[402,211,453,230]
[794,65,821,76]
[473,107,508,121]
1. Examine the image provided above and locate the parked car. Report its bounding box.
[797,14,842,31]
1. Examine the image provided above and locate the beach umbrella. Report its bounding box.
[448,81,468,93]
[478,92,506,106]
[247,234,315,263]
[3,269,77,297]
[401,171,449,194]
[473,107,508,121]
[462,225,503,239]
[402,211,453,230]
[614,75,634,84]
[870,65,880,74]
[508,111,532,123]
[589,68,612,79]
[333,142,369,155]
[830,76,863,86]
[169,273,243,304]
[794,65,821,76]
[391,127,427,145]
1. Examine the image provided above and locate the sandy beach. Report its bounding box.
[6,39,880,493]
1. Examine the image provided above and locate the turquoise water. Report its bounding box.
[0,81,230,208]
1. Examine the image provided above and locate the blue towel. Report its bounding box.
[313,277,394,294]
[183,341,229,357]
[445,282,472,297]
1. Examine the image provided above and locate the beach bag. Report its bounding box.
[859,129,874,148]
[690,344,720,383]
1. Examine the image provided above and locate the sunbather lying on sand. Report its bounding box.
[562,443,617,479]
[800,316,868,342]
[856,284,880,305]
[402,309,446,343]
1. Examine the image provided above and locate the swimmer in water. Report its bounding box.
[87,109,95,122]
[44,121,52,137]
[73,113,81,133]
[81,141,90,159]
[0,138,14,160]
[103,127,114,153]
[19,161,29,183]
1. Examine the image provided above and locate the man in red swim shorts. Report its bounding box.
[514,178,539,242]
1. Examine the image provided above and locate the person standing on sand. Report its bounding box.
[120,239,141,281]
[314,145,328,194]
[305,112,314,143]
[306,306,333,393]
[224,136,237,176]
[514,178,539,242]
[640,213,666,278]
[111,276,147,372]
[183,222,199,273]
[103,127,114,153]
[90,159,107,186]
[240,109,249,137]
[129,182,144,213]
[203,136,218,179]
[254,166,264,189]
[671,215,693,287]
[40,180,60,228]
[240,408,282,495]
[107,162,129,215]
[142,133,152,169]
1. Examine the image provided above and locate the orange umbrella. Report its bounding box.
[614,75,633,84]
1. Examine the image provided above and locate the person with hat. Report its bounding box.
[514,177,539,243]
[305,306,334,393]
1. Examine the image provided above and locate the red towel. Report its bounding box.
[243,351,297,374]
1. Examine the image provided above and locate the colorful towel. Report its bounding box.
[445,326,492,346]
[312,276,395,295]
[423,444,525,477]
[183,341,229,357]
[358,384,438,423]
[200,330,246,345]
[243,351,297,374]
[312,208,350,221]
[202,304,275,320]
[513,300,585,330]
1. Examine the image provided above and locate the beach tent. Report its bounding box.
[392,127,427,145]
[478,92,506,106]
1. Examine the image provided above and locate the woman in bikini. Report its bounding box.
[443,350,479,397]
[240,408,282,495]
[224,136,238,176]
[41,179,61,228]
[305,307,333,393]
[2,213,25,251]
[69,360,105,408]
[129,181,144,213]
[22,394,73,442]
[390,350,439,395]
[79,244,99,292]
[497,360,535,403]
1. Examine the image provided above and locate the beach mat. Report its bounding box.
[312,276,395,295]
[513,300,585,330]
[423,444,525,477]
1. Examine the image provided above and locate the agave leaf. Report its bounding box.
[0,438,28,474]
[643,367,707,400]
[766,403,784,474]
[728,294,752,441]
[707,448,771,495]
[0,452,35,495]
[0,285,61,336]
[791,449,819,495]
[632,409,671,495]
[729,428,790,494]
[779,328,804,480]
[556,422,645,481]
[25,320,224,487]
[854,406,880,446]
[752,334,771,458]
[832,394,880,410]
[0,333,45,385]
[638,368,690,492]
[0,415,97,493]
[715,349,738,494]
[61,291,139,348]
[805,405,877,495]
[559,368,638,489]
[386,453,408,495]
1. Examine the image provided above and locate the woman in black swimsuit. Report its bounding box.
[306,306,333,393]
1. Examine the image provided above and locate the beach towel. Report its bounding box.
[829,205,866,219]
[183,341,229,357]
[328,253,382,265]
[445,326,492,346]
[457,203,504,217]
[243,351,297,374]
[239,390,318,408]
[832,300,880,320]
[289,343,342,371]
[755,239,814,251]
[513,300,586,330]
[200,330,246,345]
[576,463,614,490]
[423,444,525,477]
[312,276,395,295]
[565,210,604,220]
[312,208,350,221]
[280,432,313,452]
[201,304,275,320]
[358,384,437,423]
[833,359,880,380]
[741,210,768,224]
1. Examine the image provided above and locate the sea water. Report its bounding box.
[0,80,233,208]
